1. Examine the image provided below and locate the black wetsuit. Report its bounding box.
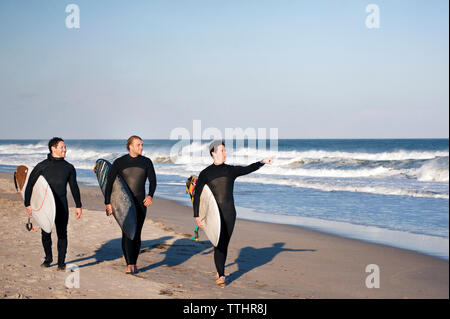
[24,153,82,267]
[193,161,264,277]
[104,154,157,265]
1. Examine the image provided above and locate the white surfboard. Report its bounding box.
[198,185,221,247]
[14,165,56,233]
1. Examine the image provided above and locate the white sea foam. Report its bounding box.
[254,165,401,178]
[0,143,48,155]
[232,148,449,161]
[0,142,447,197]
[237,176,449,199]
[1,142,447,164]
[413,157,449,182]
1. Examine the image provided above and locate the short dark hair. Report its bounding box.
[209,140,225,157]
[48,137,64,152]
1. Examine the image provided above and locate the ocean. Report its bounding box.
[0,139,448,259]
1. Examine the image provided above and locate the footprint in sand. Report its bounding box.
[158,289,174,296]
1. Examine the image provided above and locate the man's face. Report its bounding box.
[51,141,66,158]
[129,139,143,156]
[212,145,226,164]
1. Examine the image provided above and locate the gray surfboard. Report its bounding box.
[94,159,137,240]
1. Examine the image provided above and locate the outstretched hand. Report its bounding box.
[263,157,273,165]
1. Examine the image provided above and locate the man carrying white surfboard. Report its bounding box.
[24,137,82,271]
[193,140,273,287]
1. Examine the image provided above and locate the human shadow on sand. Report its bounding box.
[225,242,316,284]
[138,238,213,273]
[66,236,174,269]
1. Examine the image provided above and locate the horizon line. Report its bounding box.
[0,137,448,141]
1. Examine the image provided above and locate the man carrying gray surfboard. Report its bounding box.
[193,140,273,287]
[104,135,157,275]
[24,137,83,271]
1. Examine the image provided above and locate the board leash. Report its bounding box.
[14,171,35,231]
[192,225,199,241]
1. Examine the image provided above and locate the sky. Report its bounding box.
[0,0,448,139]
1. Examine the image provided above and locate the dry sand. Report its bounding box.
[0,172,448,299]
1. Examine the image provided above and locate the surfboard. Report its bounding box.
[198,185,221,247]
[94,159,137,240]
[13,165,56,233]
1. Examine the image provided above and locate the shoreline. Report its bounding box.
[157,194,450,261]
[0,172,448,298]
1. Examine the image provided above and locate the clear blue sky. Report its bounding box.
[0,0,448,139]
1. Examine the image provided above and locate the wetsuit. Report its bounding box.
[104,154,157,265]
[193,161,264,277]
[24,153,82,267]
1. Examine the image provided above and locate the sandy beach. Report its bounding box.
[0,172,448,299]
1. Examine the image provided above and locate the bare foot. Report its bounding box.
[125,265,133,274]
[216,276,226,288]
